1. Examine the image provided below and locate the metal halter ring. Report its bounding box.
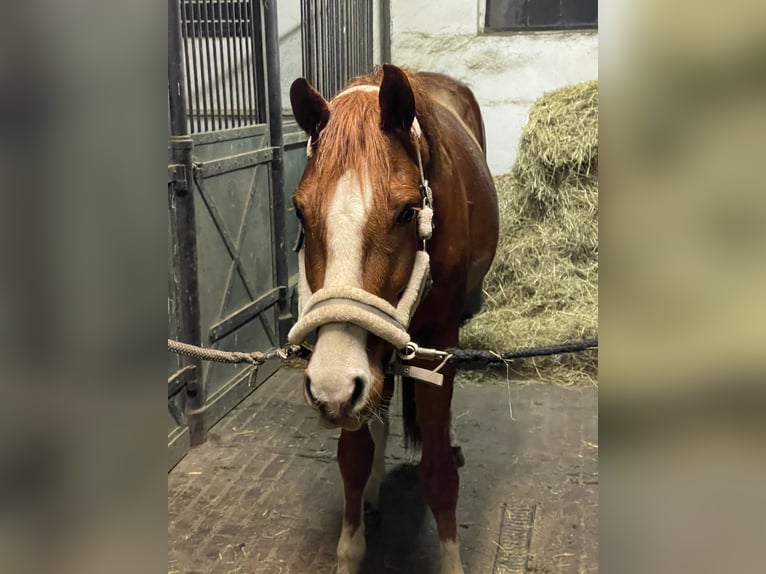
[398,342,419,361]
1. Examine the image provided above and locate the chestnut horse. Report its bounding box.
[288,65,498,573]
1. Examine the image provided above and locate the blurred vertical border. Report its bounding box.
[0,0,167,572]
[601,0,766,572]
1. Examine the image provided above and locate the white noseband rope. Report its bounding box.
[288,250,430,350]
[289,84,439,382]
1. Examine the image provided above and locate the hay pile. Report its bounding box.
[460,80,598,386]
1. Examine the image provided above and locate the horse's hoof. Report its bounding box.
[452,446,466,468]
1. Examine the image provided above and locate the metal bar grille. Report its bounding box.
[299,0,374,99]
[187,2,202,132]
[200,0,212,132]
[235,0,252,126]
[180,0,266,133]
[208,0,224,130]
[251,0,267,124]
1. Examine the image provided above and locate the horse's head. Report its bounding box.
[288,65,432,430]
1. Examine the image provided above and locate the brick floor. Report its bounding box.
[168,369,597,573]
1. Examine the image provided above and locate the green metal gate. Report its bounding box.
[168,0,299,469]
[190,125,284,430]
[168,0,377,470]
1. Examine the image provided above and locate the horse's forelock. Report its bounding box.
[311,67,439,193]
[313,90,392,195]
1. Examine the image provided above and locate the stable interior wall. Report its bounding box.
[390,0,598,175]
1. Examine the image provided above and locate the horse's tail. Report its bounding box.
[401,378,421,450]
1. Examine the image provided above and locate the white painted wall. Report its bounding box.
[390,1,598,175]
[277,2,303,110]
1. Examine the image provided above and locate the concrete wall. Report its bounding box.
[390,1,598,175]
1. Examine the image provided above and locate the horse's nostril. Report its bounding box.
[350,376,365,407]
[305,375,319,405]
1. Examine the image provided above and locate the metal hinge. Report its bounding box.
[168,163,188,191]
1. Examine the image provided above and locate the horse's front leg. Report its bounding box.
[416,365,465,574]
[336,425,374,574]
[363,375,393,511]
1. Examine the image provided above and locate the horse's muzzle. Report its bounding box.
[303,371,368,431]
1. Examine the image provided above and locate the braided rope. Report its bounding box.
[446,338,598,364]
[168,337,596,369]
[168,339,268,365]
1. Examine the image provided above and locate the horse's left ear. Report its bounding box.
[379,64,416,133]
[290,78,330,141]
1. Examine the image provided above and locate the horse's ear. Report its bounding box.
[379,64,416,133]
[290,78,330,140]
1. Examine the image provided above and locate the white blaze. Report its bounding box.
[323,171,371,288]
[305,171,373,408]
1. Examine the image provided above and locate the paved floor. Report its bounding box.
[168,369,597,573]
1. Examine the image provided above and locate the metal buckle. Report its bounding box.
[392,362,444,387]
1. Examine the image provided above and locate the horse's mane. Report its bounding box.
[312,66,442,194]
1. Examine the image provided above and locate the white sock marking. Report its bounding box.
[336,519,366,574]
[440,540,465,574]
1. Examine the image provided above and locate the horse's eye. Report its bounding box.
[396,207,416,225]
